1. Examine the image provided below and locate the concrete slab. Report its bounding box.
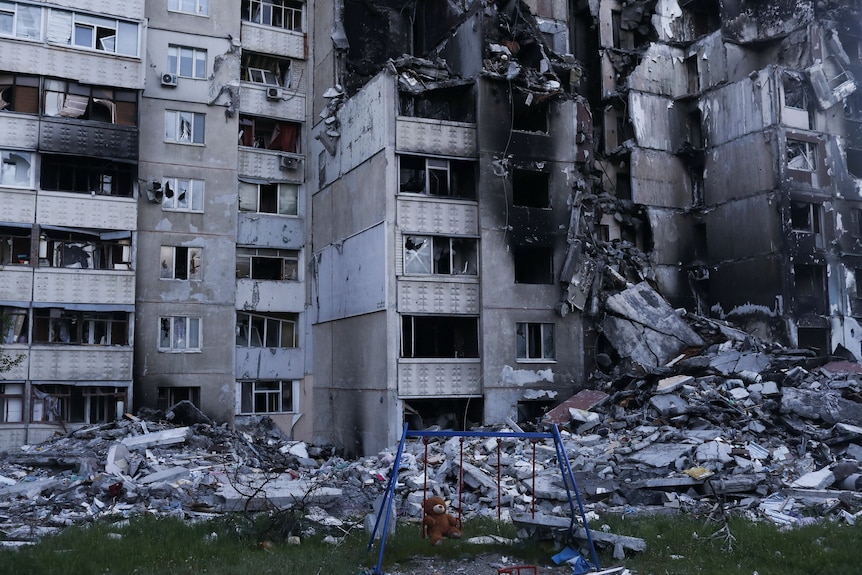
[544,389,609,424]
[215,473,343,512]
[121,427,189,449]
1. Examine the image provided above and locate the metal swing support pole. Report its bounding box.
[367,423,409,575]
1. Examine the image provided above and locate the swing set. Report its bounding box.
[366,423,601,575]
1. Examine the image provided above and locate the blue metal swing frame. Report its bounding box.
[366,424,600,575]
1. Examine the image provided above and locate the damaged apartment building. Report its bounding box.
[4,0,862,457]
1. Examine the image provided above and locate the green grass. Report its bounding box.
[0,512,859,575]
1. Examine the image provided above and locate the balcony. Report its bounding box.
[396,117,477,157]
[236,279,304,312]
[240,84,305,122]
[0,266,32,302]
[33,268,135,306]
[39,117,138,160]
[0,114,39,150]
[0,188,36,226]
[240,22,305,61]
[28,346,133,381]
[238,148,303,182]
[37,191,137,231]
[398,359,482,397]
[398,278,480,314]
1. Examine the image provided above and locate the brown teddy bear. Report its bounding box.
[422,496,461,545]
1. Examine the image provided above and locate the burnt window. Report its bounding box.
[40,155,135,197]
[33,309,129,345]
[157,386,201,411]
[512,92,549,133]
[239,115,300,152]
[32,385,127,424]
[0,73,39,114]
[513,169,550,208]
[401,315,479,359]
[43,79,137,125]
[160,246,202,280]
[793,264,826,315]
[398,155,476,199]
[514,246,554,284]
[790,202,821,234]
[399,84,475,123]
[848,149,862,179]
[786,138,822,186]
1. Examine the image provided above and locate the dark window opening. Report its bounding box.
[686,1,721,37]
[848,148,862,179]
[32,385,126,424]
[33,309,129,345]
[796,327,829,356]
[399,84,475,123]
[41,229,131,270]
[157,386,201,411]
[238,115,300,152]
[236,248,299,281]
[512,92,549,133]
[516,399,556,427]
[240,380,296,414]
[854,209,862,237]
[0,226,31,266]
[685,55,698,95]
[783,74,809,110]
[404,398,483,432]
[1,307,28,344]
[398,155,476,199]
[615,171,631,200]
[516,322,555,360]
[401,315,479,358]
[793,264,826,315]
[790,202,821,233]
[0,74,39,114]
[43,80,137,126]
[514,246,554,284]
[693,222,708,261]
[845,94,862,122]
[40,155,135,197]
[513,169,550,208]
[242,51,292,87]
[403,235,478,275]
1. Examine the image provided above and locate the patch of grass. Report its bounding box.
[0,512,859,575]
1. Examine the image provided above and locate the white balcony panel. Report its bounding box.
[398,360,482,397]
[0,267,33,302]
[396,117,477,157]
[235,347,304,380]
[0,115,39,150]
[0,347,28,379]
[29,346,132,380]
[4,43,143,90]
[37,192,137,231]
[236,279,304,312]
[33,269,135,305]
[396,197,478,235]
[0,189,36,227]
[48,0,144,20]
[240,23,305,60]
[238,148,304,183]
[397,279,480,314]
[240,85,306,122]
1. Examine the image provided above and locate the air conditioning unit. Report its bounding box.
[280,155,299,170]
[161,73,178,87]
[266,86,283,100]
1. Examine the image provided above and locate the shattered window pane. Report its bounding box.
[404,236,432,274]
[0,150,32,187]
[786,140,816,172]
[783,74,809,110]
[166,110,205,144]
[790,202,820,234]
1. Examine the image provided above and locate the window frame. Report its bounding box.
[242,0,303,32]
[516,322,556,361]
[235,312,298,348]
[236,247,299,281]
[0,383,25,423]
[158,316,202,352]
[0,2,40,40]
[239,379,298,414]
[31,384,126,424]
[403,235,478,276]
[238,182,298,216]
[160,245,202,281]
[165,110,206,145]
[168,45,207,79]
[0,149,33,188]
[33,309,129,346]
[69,13,138,56]
[161,177,204,212]
[1,306,28,344]
[167,0,209,16]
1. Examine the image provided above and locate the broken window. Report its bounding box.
[0,225,31,265]
[847,149,862,179]
[398,84,476,123]
[160,246,202,280]
[40,228,132,269]
[854,209,862,237]
[236,247,299,280]
[242,52,292,87]
[241,0,303,32]
[403,235,478,275]
[516,322,555,361]
[33,309,129,345]
[398,155,476,199]
[158,316,201,351]
[404,399,483,431]
[168,0,209,16]
[0,2,40,39]
[793,264,827,315]
[0,149,32,187]
[512,169,550,208]
[157,386,201,411]
[0,383,24,423]
[32,385,126,424]
[401,315,479,359]
[786,139,821,186]
[845,94,862,122]
[790,202,821,234]
[40,154,134,197]
[168,45,207,79]
[239,182,298,215]
[0,73,39,113]
[60,12,139,56]
[239,380,297,414]
[513,246,554,284]
[161,177,204,212]
[512,92,549,133]
[43,79,138,125]
[238,115,300,152]
[165,110,205,144]
[783,73,810,111]
[236,312,298,348]
[1,306,28,344]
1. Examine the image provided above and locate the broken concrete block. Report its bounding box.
[695,440,733,464]
[105,443,131,477]
[139,466,190,485]
[544,389,608,424]
[628,443,692,468]
[655,375,693,394]
[649,394,690,417]
[121,427,190,450]
[791,467,836,490]
[780,388,862,425]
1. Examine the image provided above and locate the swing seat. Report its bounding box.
[498,566,538,575]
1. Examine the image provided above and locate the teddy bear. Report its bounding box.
[422,496,461,545]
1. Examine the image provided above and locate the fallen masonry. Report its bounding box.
[1,308,862,556]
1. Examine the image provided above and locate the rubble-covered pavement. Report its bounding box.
[2,305,862,556]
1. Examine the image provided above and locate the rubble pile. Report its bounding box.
[3,304,862,548]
